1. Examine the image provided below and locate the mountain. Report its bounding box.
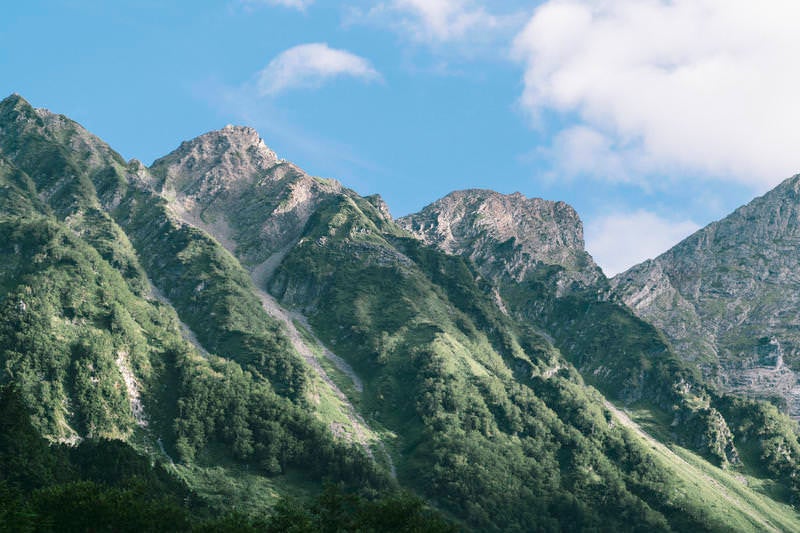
[2,94,800,531]
[613,175,800,415]
[401,187,800,508]
[398,189,601,289]
[400,190,693,409]
[148,124,347,268]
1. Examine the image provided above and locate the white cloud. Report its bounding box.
[585,210,700,276]
[513,0,800,189]
[545,125,659,184]
[257,43,381,96]
[388,0,496,42]
[240,0,313,11]
[349,0,523,48]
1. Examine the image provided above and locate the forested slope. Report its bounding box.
[1,93,800,531]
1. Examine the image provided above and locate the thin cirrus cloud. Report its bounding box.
[240,0,314,11]
[348,0,523,48]
[585,210,700,277]
[542,125,656,185]
[381,0,499,42]
[513,0,800,190]
[257,43,381,97]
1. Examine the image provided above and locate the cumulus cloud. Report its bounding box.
[513,0,800,189]
[257,43,381,96]
[240,0,313,11]
[585,210,700,276]
[544,126,660,184]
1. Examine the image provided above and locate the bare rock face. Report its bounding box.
[613,175,800,415]
[152,125,278,197]
[150,126,343,267]
[399,189,602,292]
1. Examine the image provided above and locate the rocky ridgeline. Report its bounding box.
[613,175,800,415]
[399,189,603,293]
[149,125,344,267]
[151,125,278,196]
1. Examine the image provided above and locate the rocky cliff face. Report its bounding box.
[613,175,800,415]
[150,125,278,194]
[149,126,344,268]
[399,189,603,293]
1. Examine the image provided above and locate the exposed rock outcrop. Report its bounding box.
[399,189,602,293]
[613,175,800,415]
[150,126,343,267]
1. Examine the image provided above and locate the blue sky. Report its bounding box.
[3,0,799,275]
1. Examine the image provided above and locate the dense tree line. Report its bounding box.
[0,384,452,532]
[172,348,388,489]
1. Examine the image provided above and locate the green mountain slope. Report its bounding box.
[0,95,390,507]
[401,189,800,505]
[1,93,800,531]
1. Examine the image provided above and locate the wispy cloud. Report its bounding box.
[346,0,527,55]
[585,210,699,276]
[375,0,500,43]
[257,43,381,96]
[513,0,800,191]
[239,0,314,11]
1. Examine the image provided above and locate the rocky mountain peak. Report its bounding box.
[147,125,348,266]
[399,189,601,287]
[0,95,75,136]
[0,95,127,189]
[150,125,279,196]
[189,125,278,166]
[401,189,585,250]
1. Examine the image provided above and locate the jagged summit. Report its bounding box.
[150,124,279,194]
[167,124,277,164]
[1,93,67,126]
[399,189,601,286]
[149,124,345,265]
[401,189,585,250]
[0,93,38,124]
[0,94,127,196]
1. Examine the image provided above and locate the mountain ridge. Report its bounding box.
[613,172,800,415]
[399,188,602,292]
[4,93,800,531]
